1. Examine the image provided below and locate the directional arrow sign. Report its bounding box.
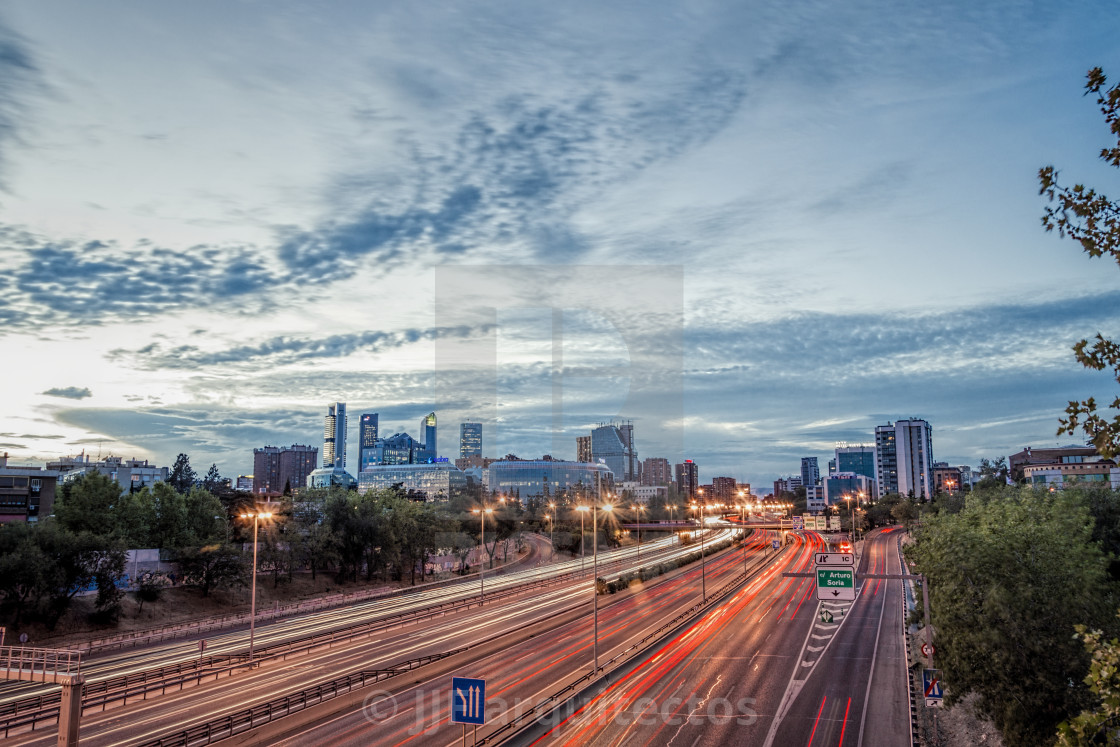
[923,669,943,707]
[815,568,855,601]
[814,553,854,567]
[451,677,486,725]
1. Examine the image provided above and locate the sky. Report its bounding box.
[1,1,1119,491]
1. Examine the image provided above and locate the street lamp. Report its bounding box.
[471,507,494,604]
[592,501,614,672]
[238,509,273,663]
[666,504,678,544]
[576,505,589,572]
[843,495,854,548]
[737,493,748,570]
[631,504,644,559]
[545,504,556,562]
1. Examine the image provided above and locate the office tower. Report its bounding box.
[323,402,347,469]
[675,460,699,499]
[253,444,318,495]
[801,457,820,487]
[420,412,437,460]
[835,445,878,499]
[641,457,673,486]
[576,436,592,463]
[460,422,483,459]
[359,413,379,471]
[591,421,637,481]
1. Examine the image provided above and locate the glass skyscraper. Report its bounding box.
[459,422,482,459]
[323,402,347,469]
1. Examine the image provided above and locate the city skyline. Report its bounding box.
[1,3,1119,490]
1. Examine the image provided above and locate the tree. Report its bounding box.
[202,463,222,492]
[54,472,125,537]
[1041,67,1120,458]
[176,544,244,597]
[168,453,197,494]
[905,488,1117,744]
[1057,611,1120,745]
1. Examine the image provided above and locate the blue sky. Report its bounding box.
[1,1,1119,490]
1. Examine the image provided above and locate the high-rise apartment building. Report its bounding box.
[641,457,673,486]
[358,413,379,470]
[576,436,592,463]
[253,444,318,495]
[591,421,637,481]
[323,402,347,469]
[460,422,482,459]
[712,476,737,502]
[876,419,933,498]
[801,457,820,487]
[675,460,699,499]
[875,425,898,495]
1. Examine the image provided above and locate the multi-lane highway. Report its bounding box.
[518,527,910,746]
[2,527,745,745]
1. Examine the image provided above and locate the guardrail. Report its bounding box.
[0,536,707,737]
[0,647,81,680]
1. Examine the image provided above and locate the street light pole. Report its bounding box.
[591,502,613,673]
[239,509,273,663]
[547,502,556,562]
[471,507,493,604]
[632,504,643,559]
[577,506,587,572]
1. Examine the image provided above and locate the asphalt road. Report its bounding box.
[526,527,911,747]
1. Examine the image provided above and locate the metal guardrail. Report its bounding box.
[0,647,81,680]
[0,539,698,736]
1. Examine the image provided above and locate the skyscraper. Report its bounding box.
[800,457,820,487]
[459,422,482,459]
[875,424,898,495]
[591,421,637,481]
[359,413,379,470]
[323,402,347,469]
[641,457,672,486]
[420,412,437,460]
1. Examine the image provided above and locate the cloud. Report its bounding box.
[107,323,496,371]
[41,386,92,400]
[0,18,38,184]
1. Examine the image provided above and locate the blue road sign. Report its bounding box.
[923,669,943,705]
[451,677,486,725]
[771,539,780,550]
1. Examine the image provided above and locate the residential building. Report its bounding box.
[323,402,347,469]
[895,419,934,499]
[357,461,467,501]
[641,457,673,486]
[459,422,483,459]
[932,462,963,494]
[590,421,637,481]
[253,444,318,496]
[806,485,826,513]
[875,424,898,495]
[359,413,379,470]
[801,457,820,487]
[675,460,699,499]
[49,454,169,495]
[235,475,254,492]
[1008,445,1102,482]
[712,476,737,503]
[772,476,802,496]
[0,453,58,523]
[484,459,612,502]
[576,436,592,464]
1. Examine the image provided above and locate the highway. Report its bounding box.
[519,527,911,747]
[3,528,746,745]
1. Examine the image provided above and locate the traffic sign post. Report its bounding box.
[451,677,486,725]
[815,568,855,600]
[771,539,780,551]
[792,516,804,531]
[920,642,935,659]
[923,668,943,707]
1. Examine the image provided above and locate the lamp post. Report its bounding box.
[471,507,494,604]
[591,501,613,672]
[737,492,748,570]
[843,495,854,548]
[576,505,589,572]
[666,504,678,544]
[631,504,644,559]
[545,504,555,562]
[238,509,273,663]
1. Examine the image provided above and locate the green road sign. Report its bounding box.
[816,568,855,601]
